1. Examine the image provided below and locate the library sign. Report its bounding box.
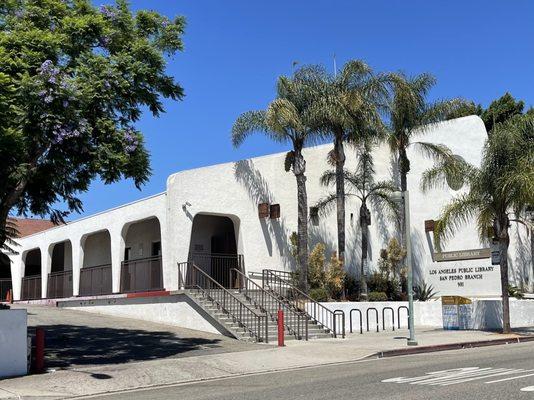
[427,261,501,297]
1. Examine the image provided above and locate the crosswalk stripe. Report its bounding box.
[486,371,534,384]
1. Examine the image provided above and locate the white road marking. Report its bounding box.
[485,372,534,384]
[383,367,534,387]
[521,386,534,392]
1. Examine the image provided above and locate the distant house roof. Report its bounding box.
[10,218,61,237]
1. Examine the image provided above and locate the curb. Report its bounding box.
[371,335,534,359]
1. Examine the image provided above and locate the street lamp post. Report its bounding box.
[393,190,418,346]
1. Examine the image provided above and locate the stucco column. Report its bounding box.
[10,254,22,301]
[41,247,51,299]
[110,229,124,293]
[71,237,82,296]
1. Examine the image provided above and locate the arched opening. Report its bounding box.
[47,241,73,299]
[0,253,12,301]
[79,230,112,296]
[120,217,163,293]
[22,248,41,300]
[188,214,242,288]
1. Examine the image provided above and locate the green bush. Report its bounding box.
[368,291,388,302]
[367,272,401,300]
[309,287,329,302]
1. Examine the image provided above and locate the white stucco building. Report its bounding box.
[1,116,532,303]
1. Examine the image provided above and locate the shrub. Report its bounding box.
[308,243,326,289]
[309,287,329,302]
[508,285,525,300]
[414,281,437,301]
[344,275,360,300]
[325,251,345,299]
[368,292,388,302]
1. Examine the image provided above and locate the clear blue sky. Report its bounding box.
[71,0,534,218]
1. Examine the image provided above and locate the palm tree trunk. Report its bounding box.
[334,136,346,263]
[294,150,309,292]
[359,204,369,300]
[495,217,511,333]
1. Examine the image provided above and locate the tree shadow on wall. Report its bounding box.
[233,159,295,271]
[29,325,223,368]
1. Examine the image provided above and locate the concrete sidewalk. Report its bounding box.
[0,327,531,399]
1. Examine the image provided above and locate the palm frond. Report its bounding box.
[313,193,338,216]
[434,193,484,250]
[231,110,269,147]
[420,157,478,192]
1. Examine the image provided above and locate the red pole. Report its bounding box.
[34,328,45,373]
[277,309,284,347]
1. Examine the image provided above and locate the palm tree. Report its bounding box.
[297,61,388,264]
[422,115,534,333]
[316,142,399,299]
[231,71,319,291]
[387,72,464,192]
[387,72,465,289]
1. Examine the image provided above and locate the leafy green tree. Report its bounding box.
[423,115,534,333]
[232,70,320,291]
[316,142,399,299]
[0,0,185,249]
[296,61,388,264]
[481,93,524,134]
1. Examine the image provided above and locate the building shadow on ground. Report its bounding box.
[28,325,223,368]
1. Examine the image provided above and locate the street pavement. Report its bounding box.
[2,304,533,399]
[14,304,263,368]
[84,342,534,400]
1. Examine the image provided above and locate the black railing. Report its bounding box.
[0,279,12,301]
[188,253,244,288]
[230,268,308,340]
[179,262,269,342]
[120,255,163,293]
[21,275,42,300]
[47,270,73,299]
[79,264,112,296]
[262,269,345,338]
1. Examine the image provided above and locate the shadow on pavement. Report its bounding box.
[28,325,223,368]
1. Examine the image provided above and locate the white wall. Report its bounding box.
[124,218,161,260]
[320,299,534,332]
[9,193,167,299]
[8,116,532,299]
[83,231,111,268]
[67,302,221,335]
[0,309,28,378]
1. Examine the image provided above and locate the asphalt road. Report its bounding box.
[14,304,263,368]
[85,342,534,400]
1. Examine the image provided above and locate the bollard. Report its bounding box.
[277,309,284,347]
[34,328,45,373]
[6,289,12,304]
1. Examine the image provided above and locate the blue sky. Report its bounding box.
[71,0,534,218]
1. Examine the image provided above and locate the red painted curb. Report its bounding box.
[126,290,170,299]
[372,335,534,359]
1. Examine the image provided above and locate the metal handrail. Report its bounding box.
[47,270,73,299]
[262,269,344,338]
[121,255,163,293]
[382,307,395,331]
[21,274,42,300]
[398,306,410,329]
[179,262,269,343]
[333,309,346,339]
[350,308,363,334]
[230,268,308,340]
[366,307,379,332]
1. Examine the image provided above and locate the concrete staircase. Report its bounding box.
[186,289,331,342]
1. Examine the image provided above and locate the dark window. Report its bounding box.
[124,247,131,261]
[152,241,161,256]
